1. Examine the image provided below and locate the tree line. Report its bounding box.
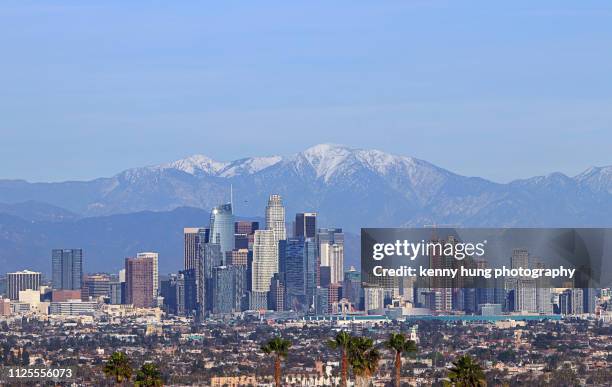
[102,331,486,386]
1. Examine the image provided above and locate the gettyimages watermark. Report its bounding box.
[361,228,611,289]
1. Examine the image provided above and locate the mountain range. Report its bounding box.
[1,143,611,273]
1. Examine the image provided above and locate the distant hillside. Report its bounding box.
[1,144,612,232]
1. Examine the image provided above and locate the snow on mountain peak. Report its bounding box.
[163,155,228,175]
[218,156,283,177]
[299,143,427,181]
[301,144,353,180]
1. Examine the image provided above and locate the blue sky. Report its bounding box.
[1,1,611,183]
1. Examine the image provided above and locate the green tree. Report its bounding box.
[385,333,417,387]
[135,363,163,387]
[328,331,352,387]
[103,352,133,385]
[348,336,381,387]
[446,354,486,387]
[261,336,292,387]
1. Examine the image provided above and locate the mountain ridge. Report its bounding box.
[0,144,611,231]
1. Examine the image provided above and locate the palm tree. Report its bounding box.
[328,330,352,387]
[103,351,133,385]
[348,336,381,387]
[385,333,417,387]
[446,354,486,387]
[134,363,163,387]
[261,336,292,387]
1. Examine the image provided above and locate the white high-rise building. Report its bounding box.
[318,228,345,285]
[251,230,279,292]
[136,252,159,298]
[265,194,286,241]
[516,279,537,313]
[319,243,344,285]
[7,270,41,301]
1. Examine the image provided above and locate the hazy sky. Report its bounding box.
[1,1,611,183]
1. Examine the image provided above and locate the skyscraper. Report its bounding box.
[199,242,222,313]
[343,266,361,308]
[212,265,246,314]
[265,194,286,241]
[280,237,307,310]
[180,268,198,315]
[52,249,83,290]
[268,273,285,312]
[136,252,159,299]
[251,229,278,305]
[210,203,235,255]
[7,270,41,300]
[82,273,111,300]
[184,227,209,270]
[125,255,156,308]
[295,212,317,238]
[318,228,344,285]
[429,236,455,312]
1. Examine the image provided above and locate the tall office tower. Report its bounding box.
[210,203,235,255]
[534,262,553,314]
[582,288,596,314]
[198,243,222,313]
[212,265,247,314]
[516,279,537,313]
[280,237,318,310]
[429,236,455,312]
[511,248,529,269]
[109,281,123,305]
[251,230,279,293]
[7,270,41,300]
[558,290,572,315]
[571,288,584,315]
[265,194,286,241]
[295,212,317,238]
[228,249,249,266]
[52,249,83,290]
[318,228,344,285]
[536,287,553,314]
[136,252,159,299]
[314,287,329,315]
[180,269,198,315]
[184,228,209,270]
[279,237,307,310]
[304,238,318,309]
[82,274,111,300]
[161,274,180,315]
[319,243,344,285]
[125,255,156,308]
[343,267,361,308]
[268,273,285,311]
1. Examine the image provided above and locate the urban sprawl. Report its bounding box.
[1,194,611,386]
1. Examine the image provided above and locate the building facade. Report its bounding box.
[52,249,83,290]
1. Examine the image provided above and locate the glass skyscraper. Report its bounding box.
[210,203,235,255]
[52,249,83,290]
[279,236,317,311]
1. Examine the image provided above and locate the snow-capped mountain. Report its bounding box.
[1,144,612,230]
